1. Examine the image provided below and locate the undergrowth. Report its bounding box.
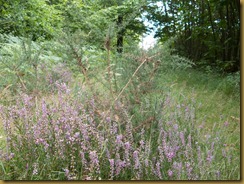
[0,34,240,180]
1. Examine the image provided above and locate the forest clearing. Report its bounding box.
[0,0,240,180]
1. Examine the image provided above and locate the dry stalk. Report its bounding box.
[0,84,12,99]
[97,53,160,130]
[104,36,113,97]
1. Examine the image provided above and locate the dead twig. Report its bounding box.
[97,53,160,129]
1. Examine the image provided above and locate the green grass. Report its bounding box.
[154,68,240,128]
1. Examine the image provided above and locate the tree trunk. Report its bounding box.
[117,15,124,53]
[206,1,217,60]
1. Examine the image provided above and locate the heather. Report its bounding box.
[0,82,239,180]
[0,33,240,180]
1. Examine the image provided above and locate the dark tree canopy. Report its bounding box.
[145,0,240,72]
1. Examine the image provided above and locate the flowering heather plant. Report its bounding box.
[0,83,240,180]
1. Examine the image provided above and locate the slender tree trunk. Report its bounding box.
[117,15,124,53]
[206,1,217,60]
[219,6,226,62]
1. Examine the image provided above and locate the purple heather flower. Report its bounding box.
[224,121,229,126]
[109,159,114,179]
[110,123,118,134]
[173,124,178,130]
[116,134,123,146]
[109,159,114,166]
[168,169,173,177]
[187,135,192,148]
[206,150,214,163]
[63,168,70,179]
[166,151,175,162]
[133,150,140,170]
[172,161,182,179]
[167,121,172,126]
[197,146,202,166]
[198,124,204,129]
[80,151,88,169]
[144,159,149,167]
[179,132,185,146]
[124,141,130,150]
[89,151,99,164]
[139,140,145,148]
[185,162,193,179]
[32,163,38,175]
[185,106,189,113]
[216,171,220,179]
[155,161,162,179]
[124,141,131,166]
[106,116,111,123]
[6,152,15,160]
[115,156,123,176]
[74,132,80,139]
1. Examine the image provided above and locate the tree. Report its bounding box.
[145,0,240,72]
[0,0,62,40]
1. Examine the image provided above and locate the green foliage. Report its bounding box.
[146,0,240,73]
[0,0,63,40]
[0,34,66,98]
[219,71,240,97]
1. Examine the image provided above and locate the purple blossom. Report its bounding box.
[124,141,130,150]
[109,159,114,179]
[110,123,118,134]
[168,169,173,178]
[6,152,15,160]
[116,135,123,145]
[144,159,149,167]
[173,124,178,130]
[105,116,111,123]
[179,131,185,146]
[74,132,80,139]
[89,151,99,165]
[206,150,214,163]
[155,161,162,179]
[133,150,140,170]
[64,168,69,178]
[197,146,202,166]
[124,141,131,166]
[198,125,203,129]
[89,151,100,174]
[224,121,229,127]
[166,151,175,162]
[80,151,87,169]
[115,155,123,176]
[32,163,38,176]
[185,162,193,179]
[139,140,145,148]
